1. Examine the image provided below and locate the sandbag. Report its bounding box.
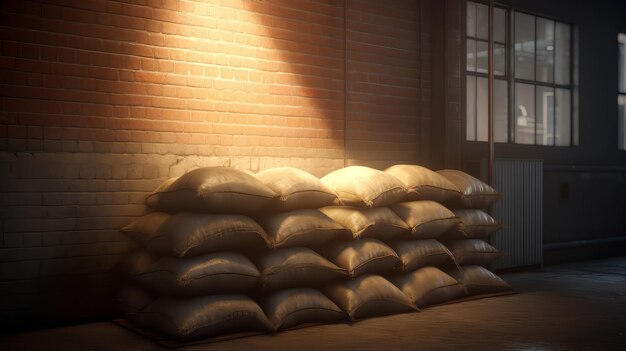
[454,265,514,296]
[389,239,459,272]
[122,251,260,296]
[389,267,466,307]
[146,166,276,214]
[437,169,501,209]
[321,166,407,208]
[444,239,504,266]
[452,209,502,238]
[391,201,461,239]
[319,206,410,241]
[121,212,270,257]
[255,167,337,211]
[132,294,272,340]
[256,209,349,249]
[254,247,348,291]
[321,239,400,277]
[258,288,346,331]
[323,274,417,320]
[384,164,461,203]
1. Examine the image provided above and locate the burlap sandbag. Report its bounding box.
[323,274,417,320]
[121,212,270,257]
[122,251,260,296]
[444,239,504,267]
[389,239,459,272]
[255,167,337,211]
[452,209,502,238]
[321,239,400,277]
[254,247,348,291]
[146,167,276,214]
[321,166,407,208]
[389,266,466,307]
[437,169,501,209]
[258,288,347,331]
[256,209,349,249]
[132,294,272,340]
[384,164,461,203]
[454,265,513,296]
[319,206,410,241]
[391,200,461,239]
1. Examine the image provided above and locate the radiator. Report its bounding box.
[491,159,543,269]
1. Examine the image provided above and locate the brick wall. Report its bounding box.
[0,0,450,331]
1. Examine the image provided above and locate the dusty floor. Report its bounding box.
[1,257,625,351]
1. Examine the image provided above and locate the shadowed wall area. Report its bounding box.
[0,0,452,331]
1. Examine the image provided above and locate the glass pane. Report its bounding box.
[536,18,555,83]
[495,44,506,76]
[476,3,488,40]
[555,23,571,85]
[617,95,626,150]
[467,1,476,38]
[555,88,571,146]
[515,83,535,144]
[536,86,554,145]
[494,79,508,142]
[477,41,488,73]
[515,12,535,80]
[495,7,506,43]
[467,39,476,72]
[619,33,626,93]
[466,76,476,141]
[477,77,488,141]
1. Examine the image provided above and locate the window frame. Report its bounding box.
[617,30,626,151]
[463,1,577,147]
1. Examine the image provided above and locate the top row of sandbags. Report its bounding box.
[146,165,500,214]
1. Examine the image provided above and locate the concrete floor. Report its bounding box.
[1,257,625,351]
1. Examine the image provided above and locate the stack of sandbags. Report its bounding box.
[318,166,462,314]
[117,164,512,342]
[118,167,280,340]
[434,169,512,297]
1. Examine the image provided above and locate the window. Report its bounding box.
[617,33,626,150]
[465,1,575,146]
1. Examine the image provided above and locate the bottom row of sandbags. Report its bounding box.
[119,266,512,341]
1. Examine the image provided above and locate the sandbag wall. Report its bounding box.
[117,165,513,342]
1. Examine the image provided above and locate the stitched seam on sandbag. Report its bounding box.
[411,217,459,232]
[409,185,461,193]
[264,264,346,276]
[180,229,267,256]
[272,227,343,247]
[152,188,275,199]
[351,255,399,272]
[176,272,259,285]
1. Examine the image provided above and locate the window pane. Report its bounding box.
[515,83,535,144]
[495,8,506,43]
[477,77,488,141]
[477,41,488,73]
[555,88,571,146]
[515,12,535,80]
[617,95,626,150]
[619,33,626,93]
[466,76,476,141]
[536,86,554,145]
[555,23,571,85]
[467,39,476,72]
[494,79,508,142]
[476,3,488,40]
[467,1,476,38]
[495,43,506,76]
[536,18,554,83]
